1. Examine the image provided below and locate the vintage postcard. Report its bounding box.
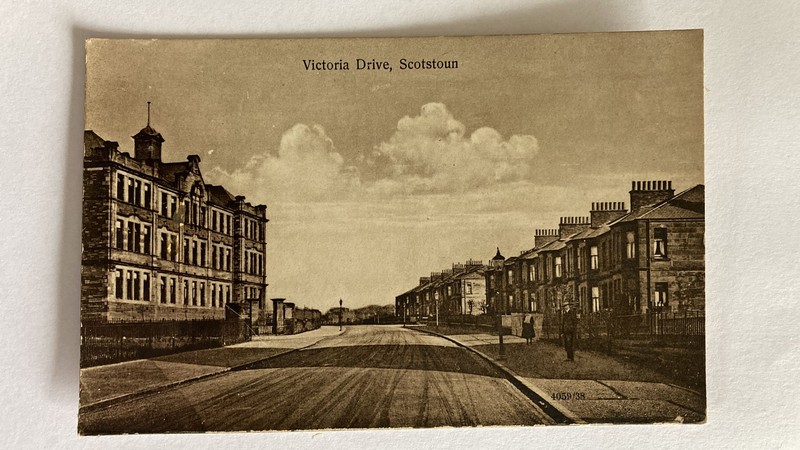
[79,31,705,434]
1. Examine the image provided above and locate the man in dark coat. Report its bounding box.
[561,303,578,361]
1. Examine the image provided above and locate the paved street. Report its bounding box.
[79,325,554,434]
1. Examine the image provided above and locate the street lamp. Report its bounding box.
[496,288,505,360]
[339,298,343,332]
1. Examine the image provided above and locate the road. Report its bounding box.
[80,325,554,433]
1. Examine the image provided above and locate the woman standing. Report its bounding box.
[522,314,535,345]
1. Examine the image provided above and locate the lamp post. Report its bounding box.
[339,298,343,332]
[496,288,505,360]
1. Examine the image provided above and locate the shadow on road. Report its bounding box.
[245,344,506,379]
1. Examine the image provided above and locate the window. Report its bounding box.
[115,269,124,299]
[654,282,669,309]
[143,183,151,209]
[653,228,668,258]
[183,238,190,263]
[577,247,584,272]
[626,231,636,259]
[169,196,177,218]
[212,245,218,269]
[199,283,205,306]
[528,263,535,281]
[192,281,197,306]
[169,278,176,304]
[466,283,473,294]
[116,174,125,201]
[555,256,562,278]
[160,233,168,259]
[211,284,217,307]
[127,178,135,204]
[590,246,599,270]
[132,271,140,300]
[134,180,142,206]
[591,286,600,312]
[115,220,124,249]
[183,280,189,305]
[161,192,168,216]
[126,271,133,300]
[126,222,136,252]
[507,269,514,285]
[143,273,150,301]
[191,240,198,265]
[225,248,231,271]
[160,276,167,304]
[142,225,151,255]
[225,286,230,305]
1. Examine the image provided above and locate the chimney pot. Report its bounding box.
[668,180,672,190]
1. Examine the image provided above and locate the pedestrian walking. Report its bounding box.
[561,303,577,361]
[522,314,535,345]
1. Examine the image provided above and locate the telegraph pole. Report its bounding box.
[339,298,343,332]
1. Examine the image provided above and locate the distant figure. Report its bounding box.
[561,303,578,361]
[522,314,535,345]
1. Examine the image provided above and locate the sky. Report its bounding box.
[85,32,703,312]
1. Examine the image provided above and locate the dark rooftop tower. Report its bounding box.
[133,101,164,161]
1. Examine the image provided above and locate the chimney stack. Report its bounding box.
[590,201,627,227]
[558,216,590,238]
[534,228,559,248]
[629,180,675,210]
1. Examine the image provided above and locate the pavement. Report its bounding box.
[79,325,344,412]
[425,330,706,424]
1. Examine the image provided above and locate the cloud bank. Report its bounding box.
[364,103,539,194]
[207,103,540,202]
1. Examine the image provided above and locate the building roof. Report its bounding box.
[156,161,190,186]
[615,184,705,223]
[206,184,236,208]
[84,130,109,151]
[132,124,165,142]
[538,238,566,252]
[492,247,505,260]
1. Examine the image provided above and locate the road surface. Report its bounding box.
[80,325,553,433]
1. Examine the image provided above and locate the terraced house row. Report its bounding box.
[397,180,705,320]
[81,119,268,323]
[395,260,487,319]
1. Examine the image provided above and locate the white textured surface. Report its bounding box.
[1,1,799,448]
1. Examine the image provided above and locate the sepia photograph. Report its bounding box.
[78,31,705,434]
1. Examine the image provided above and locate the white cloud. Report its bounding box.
[206,123,359,203]
[363,103,539,194]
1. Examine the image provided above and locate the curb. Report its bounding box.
[79,329,345,414]
[412,327,583,425]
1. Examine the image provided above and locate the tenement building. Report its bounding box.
[397,180,704,321]
[485,181,705,318]
[395,260,486,320]
[82,119,268,323]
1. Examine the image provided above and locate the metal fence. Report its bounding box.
[80,319,250,367]
[541,310,705,342]
[433,314,497,328]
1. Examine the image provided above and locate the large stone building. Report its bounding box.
[81,119,268,323]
